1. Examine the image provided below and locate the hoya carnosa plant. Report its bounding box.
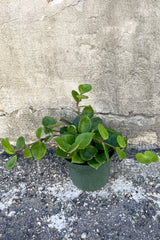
[1,84,159,170]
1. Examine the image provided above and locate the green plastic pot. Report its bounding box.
[65,154,114,191]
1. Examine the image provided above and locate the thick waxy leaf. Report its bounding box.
[106,127,117,134]
[105,132,122,147]
[31,141,46,160]
[77,95,88,100]
[44,135,53,142]
[68,139,82,153]
[36,127,43,139]
[71,152,85,164]
[103,143,109,162]
[6,155,17,169]
[60,127,68,135]
[24,146,32,159]
[76,132,95,149]
[1,138,15,155]
[54,134,75,153]
[91,117,103,131]
[79,145,98,161]
[78,116,91,133]
[95,153,106,164]
[54,139,71,152]
[72,90,79,102]
[55,147,69,158]
[59,134,75,145]
[88,159,102,170]
[117,135,126,148]
[67,125,77,135]
[72,116,80,126]
[116,147,126,160]
[78,84,92,94]
[93,130,103,141]
[98,124,109,140]
[81,105,94,118]
[42,116,56,127]
[43,127,53,134]
[16,136,25,150]
[136,151,159,165]
[47,123,61,128]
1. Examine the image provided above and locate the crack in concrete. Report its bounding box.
[0,107,160,120]
[96,112,160,119]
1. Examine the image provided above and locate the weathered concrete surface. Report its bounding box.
[0,0,160,144]
[0,146,160,240]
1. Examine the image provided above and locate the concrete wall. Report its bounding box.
[0,0,160,145]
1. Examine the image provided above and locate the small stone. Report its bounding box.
[81,232,87,239]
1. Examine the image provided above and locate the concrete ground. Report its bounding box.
[0,145,160,240]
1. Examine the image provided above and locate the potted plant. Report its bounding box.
[1,84,159,191]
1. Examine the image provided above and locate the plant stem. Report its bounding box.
[76,100,81,118]
[15,137,46,156]
[93,137,136,160]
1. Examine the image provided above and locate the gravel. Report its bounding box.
[0,145,160,240]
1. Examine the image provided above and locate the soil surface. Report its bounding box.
[0,145,160,240]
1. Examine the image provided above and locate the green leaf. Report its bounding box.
[16,136,25,150]
[68,139,82,153]
[106,127,117,134]
[42,116,56,127]
[98,124,109,140]
[72,90,79,102]
[43,127,53,134]
[95,153,106,164]
[103,143,109,162]
[44,135,53,142]
[81,105,94,118]
[60,127,68,135]
[77,95,88,100]
[60,118,72,125]
[54,135,75,152]
[117,135,126,148]
[36,127,43,139]
[116,147,126,160]
[24,146,32,159]
[78,84,92,94]
[55,147,69,158]
[67,125,77,135]
[91,117,103,131]
[71,152,85,164]
[88,159,102,170]
[79,145,98,161]
[47,123,61,128]
[78,116,91,133]
[136,151,159,165]
[31,141,46,160]
[75,132,95,149]
[54,139,70,152]
[6,155,17,169]
[105,132,122,147]
[72,116,80,126]
[1,138,15,155]
[59,134,75,145]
